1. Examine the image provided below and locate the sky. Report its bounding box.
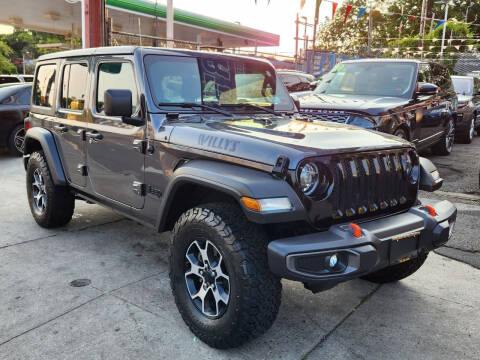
[157,0,344,55]
[0,0,344,56]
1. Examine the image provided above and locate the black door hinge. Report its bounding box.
[272,155,289,179]
[132,181,146,196]
[132,139,147,154]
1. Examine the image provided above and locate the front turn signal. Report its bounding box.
[423,205,436,217]
[241,197,292,213]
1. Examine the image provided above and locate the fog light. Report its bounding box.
[328,254,338,268]
[448,220,456,239]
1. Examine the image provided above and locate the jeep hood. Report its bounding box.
[299,93,410,116]
[168,117,412,170]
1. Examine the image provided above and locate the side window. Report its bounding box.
[18,88,31,105]
[61,63,88,111]
[417,64,430,84]
[96,62,138,115]
[33,64,57,107]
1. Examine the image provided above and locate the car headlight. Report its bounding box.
[298,162,319,195]
[347,116,376,129]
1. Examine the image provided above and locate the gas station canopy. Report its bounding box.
[0,0,279,48]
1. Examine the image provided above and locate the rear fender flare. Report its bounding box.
[23,127,66,186]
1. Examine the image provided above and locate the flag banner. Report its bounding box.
[357,7,366,20]
[408,15,416,21]
[468,44,474,50]
[343,5,353,25]
[372,9,380,17]
[332,2,338,21]
[435,20,446,29]
[454,45,460,50]
[432,38,439,42]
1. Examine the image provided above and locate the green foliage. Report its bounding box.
[0,40,16,74]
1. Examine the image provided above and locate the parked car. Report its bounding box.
[278,69,315,93]
[0,74,34,84]
[298,59,458,155]
[0,83,31,155]
[24,47,456,348]
[451,75,480,142]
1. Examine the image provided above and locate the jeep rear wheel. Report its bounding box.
[169,202,282,348]
[26,151,75,228]
[361,252,428,284]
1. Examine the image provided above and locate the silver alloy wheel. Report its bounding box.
[446,120,455,153]
[469,117,475,141]
[184,239,230,318]
[32,168,47,214]
[13,127,25,153]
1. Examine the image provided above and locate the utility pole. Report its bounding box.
[166,0,174,48]
[295,13,299,64]
[439,0,449,60]
[368,10,372,56]
[419,0,427,39]
[465,2,473,22]
[310,0,321,74]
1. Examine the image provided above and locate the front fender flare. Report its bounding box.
[156,160,306,231]
[23,127,66,186]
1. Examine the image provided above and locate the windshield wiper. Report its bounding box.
[157,102,234,117]
[220,103,281,116]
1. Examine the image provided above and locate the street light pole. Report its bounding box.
[439,0,449,60]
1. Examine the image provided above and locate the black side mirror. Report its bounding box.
[291,95,300,111]
[310,81,319,91]
[417,83,438,96]
[104,89,132,117]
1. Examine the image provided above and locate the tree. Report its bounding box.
[0,40,17,74]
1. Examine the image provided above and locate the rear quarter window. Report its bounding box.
[33,64,57,108]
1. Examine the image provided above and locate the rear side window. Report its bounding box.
[96,62,138,115]
[61,63,88,110]
[33,64,57,107]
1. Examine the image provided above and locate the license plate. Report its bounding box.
[390,232,421,264]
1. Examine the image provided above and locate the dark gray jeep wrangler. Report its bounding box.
[24,47,456,348]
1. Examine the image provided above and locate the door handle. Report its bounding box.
[54,124,68,133]
[85,131,103,140]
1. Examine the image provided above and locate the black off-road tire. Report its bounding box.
[456,116,474,144]
[169,202,282,349]
[361,252,428,284]
[26,151,75,228]
[431,119,454,156]
[7,124,25,156]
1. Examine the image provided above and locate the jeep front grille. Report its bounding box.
[329,149,416,220]
[300,109,350,123]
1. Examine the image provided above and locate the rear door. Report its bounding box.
[87,57,145,209]
[52,60,90,187]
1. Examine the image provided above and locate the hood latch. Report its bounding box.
[272,155,289,179]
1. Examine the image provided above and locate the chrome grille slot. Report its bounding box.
[300,110,350,123]
[330,149,413,221]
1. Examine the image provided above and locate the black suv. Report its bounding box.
[24,47,456,348]
[297,59,458,155]
[451,75,480,143]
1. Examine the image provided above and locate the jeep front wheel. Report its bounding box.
[169,203,282,348]
[26,151,75,228]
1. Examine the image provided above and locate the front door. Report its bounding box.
[51,61,89,187]
[87,58,145,209]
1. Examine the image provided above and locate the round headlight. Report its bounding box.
[347,116,376,129]
[299,162,319,194]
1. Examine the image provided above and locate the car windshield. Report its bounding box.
[314,62,416,98]
[452,77,473,96]
[144,55,294,112]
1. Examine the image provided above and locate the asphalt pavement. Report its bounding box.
[0,138,479,359]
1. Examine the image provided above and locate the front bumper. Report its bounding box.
[268,200,456,291]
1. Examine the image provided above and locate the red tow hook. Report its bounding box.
[423,205,437,217]
[349,223,362,238]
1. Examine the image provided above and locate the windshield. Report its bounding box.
[144,55,294,112]
[452,77,473,96]
[315,62,416,98]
